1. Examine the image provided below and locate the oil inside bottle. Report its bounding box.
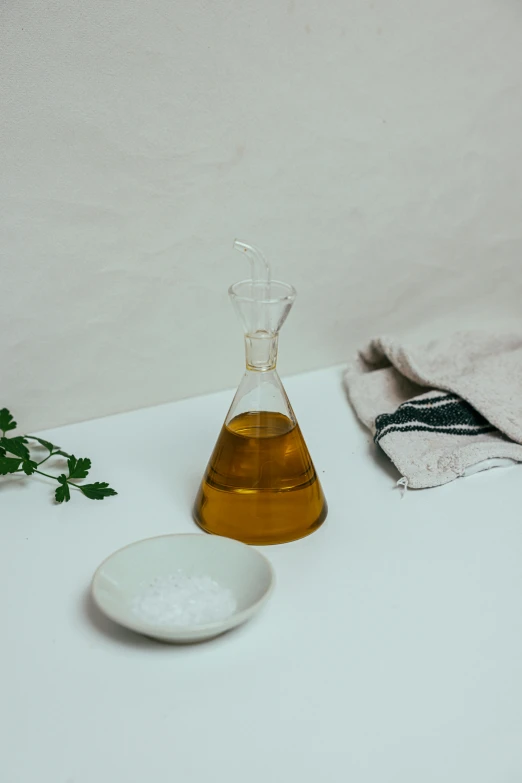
[193,411,327,545]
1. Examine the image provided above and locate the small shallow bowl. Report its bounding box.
[91,534,275,643]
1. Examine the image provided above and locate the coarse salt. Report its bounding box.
[131,571,237,627]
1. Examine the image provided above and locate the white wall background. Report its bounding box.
[2,0,522,432]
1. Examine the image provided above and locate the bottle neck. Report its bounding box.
[244,333,279,371]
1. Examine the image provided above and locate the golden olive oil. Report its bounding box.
[194,411,327,545]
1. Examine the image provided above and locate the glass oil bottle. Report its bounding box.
[193,241,327,545]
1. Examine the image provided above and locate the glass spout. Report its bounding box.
[229,241,296,370]
[233,239,271,286]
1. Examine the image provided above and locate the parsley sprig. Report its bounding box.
[0,407,117,504]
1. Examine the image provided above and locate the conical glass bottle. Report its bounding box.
[193,241,327,545]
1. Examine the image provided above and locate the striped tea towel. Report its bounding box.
[344,331,522,488]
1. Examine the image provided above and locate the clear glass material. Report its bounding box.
[193,241,327,545]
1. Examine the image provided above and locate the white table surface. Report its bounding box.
[2,366,522,782]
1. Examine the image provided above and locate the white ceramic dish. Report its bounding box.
[91,533,275,643]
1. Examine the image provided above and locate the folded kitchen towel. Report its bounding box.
[344,331,522,488]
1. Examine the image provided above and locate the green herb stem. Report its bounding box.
[37,453,55,467]
[34,468,60,481]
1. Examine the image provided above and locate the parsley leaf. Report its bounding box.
[22,459,38,476]
[55,475,71,504]
[0,456,22,475]
[79,482,117,500]
[67,455,91,480]
[0,408,17,434]
[0,407,116,504]
[0,436,30,460]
